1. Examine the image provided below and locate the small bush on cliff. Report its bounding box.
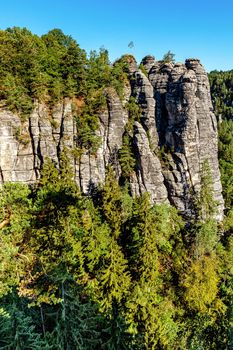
[161,50,175,63]
[119,135,136,179]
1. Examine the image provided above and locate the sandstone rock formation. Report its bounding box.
[0,57,224,220]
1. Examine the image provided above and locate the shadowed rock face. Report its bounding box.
[147,58,223,219]
[0,58,224,220]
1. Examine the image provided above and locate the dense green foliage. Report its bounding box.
[209,70,233,120]
[0,158,232,349]
[208,70,233,350]
[0,28,232,349]
[0,28,86,116]
[209,70,233,211]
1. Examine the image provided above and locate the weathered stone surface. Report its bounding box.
[0,108,35,183]
[0,57,224,220]
[130,122,168,203]
[147,58,224,219]
[140,55,156,74]
[76,88,129,193]
[130,69,158,151]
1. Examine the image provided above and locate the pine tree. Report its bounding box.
[126,195,183,349]
[17,158,85,304]
[119,135,136,179]
[0,306,45,349]
[44,283,103,350]
[0,183,33,298]
[180,160,227,348]
[197,160,217,221]
[191,160,219,258]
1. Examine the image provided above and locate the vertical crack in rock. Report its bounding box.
[0,166,4,183]
[56,100,65,161]
[131,122,168,203]
[29,112,39,180]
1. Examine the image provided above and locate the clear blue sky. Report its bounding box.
[1,0,233,72]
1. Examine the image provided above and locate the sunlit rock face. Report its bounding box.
[0,58,224,220]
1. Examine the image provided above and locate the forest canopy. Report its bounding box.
[0,27,128,118]
[0,157,232,349]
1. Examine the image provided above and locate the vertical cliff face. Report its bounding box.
[0,100,75,183]
[145,57,224,218]
[0,57,224,220]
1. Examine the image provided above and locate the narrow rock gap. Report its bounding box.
[28,116,39,180]
[57,101,65,165]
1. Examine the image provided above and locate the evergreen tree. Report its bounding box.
[0,306,45,349]
[44,282,103,350]
[126,195,183,349]
[161,50,175,63]
[91,167,131,311]
[180,160,228,349]
[0,183,33,297]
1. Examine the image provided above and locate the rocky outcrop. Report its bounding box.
[147,58,224,219]
[130,122,168,203]
[0,100,75,184]
[0,57,224,220]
